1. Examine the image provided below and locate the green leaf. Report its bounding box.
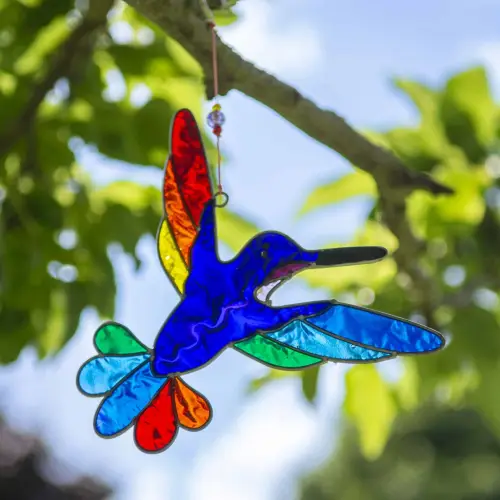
[407,159,488,238]
[107,43,169,77]
[298,170,377,216]
[393,358,419,411]
[91,181,161,213]
[133,98,175,160]
[89,181,161,266]
[37,287,67,356]
[0,0,211,365]
[450,307,500,365]
[344,365,396,460]
[214,9,238,27]
[440,67,496,163]
[14,15,70,75]
[470,360,500,436]
[302,365,320,403]
[384,128,444,172]
[247,369,296,394]
[0,308,34,363]
[394,79,440,124]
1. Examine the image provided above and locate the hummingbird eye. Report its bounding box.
[261,249,268,259]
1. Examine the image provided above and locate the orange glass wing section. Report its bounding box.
[163,159,197,266]
[173,377,211,430]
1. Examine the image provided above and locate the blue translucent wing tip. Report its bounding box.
[77,354,150,396]
[307,304,445,354]
[428,333,444,350]
[267,320,393,362]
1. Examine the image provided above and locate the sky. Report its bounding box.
[1,0,500,498]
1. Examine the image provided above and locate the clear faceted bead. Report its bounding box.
[207,110,226,128]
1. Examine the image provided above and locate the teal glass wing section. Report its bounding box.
[266,320,392,361]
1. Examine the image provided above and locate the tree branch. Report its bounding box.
[124,0,452,197]
[379,194,440,327]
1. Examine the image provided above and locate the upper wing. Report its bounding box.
[160,109,307,364]
[234,302,444,369]
[157,109,214,295]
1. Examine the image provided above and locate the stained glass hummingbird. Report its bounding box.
[77,109,444,453]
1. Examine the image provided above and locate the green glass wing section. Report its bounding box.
[233,334,322,369]
[94,322,149,355]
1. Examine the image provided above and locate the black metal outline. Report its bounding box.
[214,191,229,208]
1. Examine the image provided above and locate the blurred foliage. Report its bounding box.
[300,405,500,500]
[253,66,500,461]
[0,0,247,362]
[3,0,500,483]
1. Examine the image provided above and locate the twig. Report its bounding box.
[124,0,452,197]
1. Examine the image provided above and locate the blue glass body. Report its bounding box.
[153,202,328,375]
[152,202,443,376]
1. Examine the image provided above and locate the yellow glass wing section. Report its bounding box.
[157,219,189,294]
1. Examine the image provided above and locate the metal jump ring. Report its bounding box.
[214,191,229,208]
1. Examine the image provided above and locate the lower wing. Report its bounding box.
[233,302,444,369]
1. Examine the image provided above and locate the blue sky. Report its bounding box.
[1,0,499,498]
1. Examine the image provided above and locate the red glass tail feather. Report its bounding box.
[134,380,177,453]
[134,376,212,453]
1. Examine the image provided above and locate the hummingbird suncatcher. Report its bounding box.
[77,109,445,453]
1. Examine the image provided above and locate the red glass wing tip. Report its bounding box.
[169,109,213,227]
[134,380,178,453]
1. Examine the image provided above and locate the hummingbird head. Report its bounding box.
[233,231,387,304]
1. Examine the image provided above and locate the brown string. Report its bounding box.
[208,21,226,205]
[210,23,219,99]
[216,136,222,195]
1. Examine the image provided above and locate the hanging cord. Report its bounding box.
[206,21,228,208]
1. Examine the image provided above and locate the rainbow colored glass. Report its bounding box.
[77,109,445,453]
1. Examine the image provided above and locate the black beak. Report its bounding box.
[315,246,388,267]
